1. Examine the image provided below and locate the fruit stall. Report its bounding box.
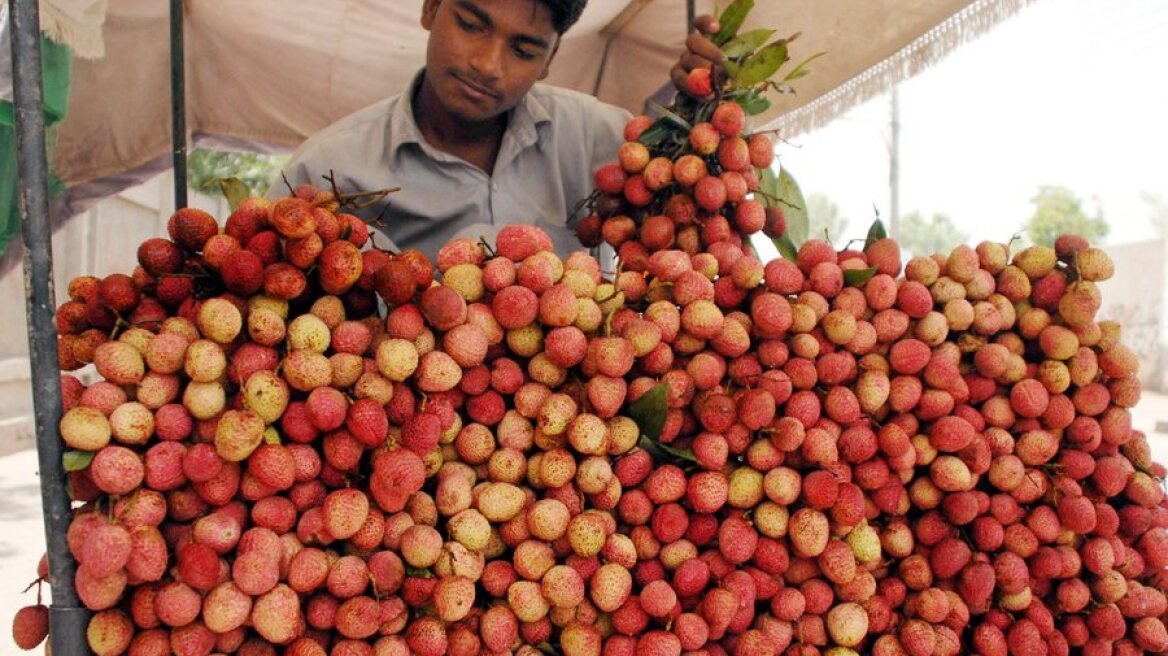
[9,0,1167,655]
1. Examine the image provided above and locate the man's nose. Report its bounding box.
[468,37,505,80]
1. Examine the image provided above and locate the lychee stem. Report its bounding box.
[321,170,401,211]
[477,236,497,258]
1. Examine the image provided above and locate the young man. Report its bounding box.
[277,0,720,259]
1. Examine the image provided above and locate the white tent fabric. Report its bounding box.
[49,0,1032,212]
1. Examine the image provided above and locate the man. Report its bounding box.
[276,0,720,259]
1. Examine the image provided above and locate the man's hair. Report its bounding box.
[538,0,587,35]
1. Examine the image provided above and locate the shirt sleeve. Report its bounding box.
[589,101,633,180]
[568,97,630,230]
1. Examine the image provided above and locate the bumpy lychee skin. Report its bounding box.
[12,604,49,650]
[221,249,265,296]
[167,207,219,252]
[591,562,633,612]
[196,297,242,344]
[497,224,554,261]
[137,237,185,276]
[270,197,317,239]
[319,240,364,295]
[421,284,469,331]
[251,584,305,645]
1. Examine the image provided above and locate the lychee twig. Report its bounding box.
[21,577,40,595]
[477,236,497,259]
[346,188,401,211]
[367,200,396,233]
[321,170,401,211]
[568,190,600,221]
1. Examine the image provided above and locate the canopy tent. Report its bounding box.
[49,0,1033,214]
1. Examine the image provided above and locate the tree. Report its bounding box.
[1140,190,1168,239]
[1024,185,1108,247]
[805,193,850,244]
[897,210,970,257]
[187,148,288,198]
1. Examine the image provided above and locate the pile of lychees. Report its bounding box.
[13,5,1168,655]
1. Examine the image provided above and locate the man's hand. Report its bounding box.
[670,14,724,99]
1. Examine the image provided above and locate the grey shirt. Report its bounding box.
[275,71,631,259]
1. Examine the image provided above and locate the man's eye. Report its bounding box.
[513,47,537,60]
[456,15,481,32]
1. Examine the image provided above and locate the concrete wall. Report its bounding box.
[1097,238,1168,393]
[0,171,228,454]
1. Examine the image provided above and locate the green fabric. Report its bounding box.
[1,36,72,256]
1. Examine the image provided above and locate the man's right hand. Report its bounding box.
[670,15,724,100]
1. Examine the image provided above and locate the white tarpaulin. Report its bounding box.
[49,0,1032,211]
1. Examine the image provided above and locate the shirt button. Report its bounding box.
[491,182,499,192]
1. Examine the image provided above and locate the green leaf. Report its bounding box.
[768,167,809,245]
[218,177,250,211]
[844,266,879,286]
[659,440,698,463]
[772,234,798,262]
[714,0,755,46]
[733,89,772,116]
[637,436,698,465]
[628,383,669,441]
[757,166,778,194]
[637,118,675,149]
[62,450,94,472]
[405,565,432,579]
[732,41,789,89]
[864,219,888,250]
[647,100,693,132]
[722,28,775,59]
[783,51,826,83]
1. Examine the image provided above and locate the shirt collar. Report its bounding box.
[386,69,429,159]
[387,69,553,160]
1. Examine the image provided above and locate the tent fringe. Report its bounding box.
[773,0,1037,137]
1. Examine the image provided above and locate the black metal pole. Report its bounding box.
[687,0,696,33]
[8,0,89,653]
[170,0,187,208]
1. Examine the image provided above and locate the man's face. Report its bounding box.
[421,0,560,123]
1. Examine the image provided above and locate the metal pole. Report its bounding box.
[8,0,89,652]
[170,0,187,208]
[687,0,696,33]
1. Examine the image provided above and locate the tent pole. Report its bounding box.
[8,0,88,652]
[171,0,187,209]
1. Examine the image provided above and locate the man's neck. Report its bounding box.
[412,73,508,174]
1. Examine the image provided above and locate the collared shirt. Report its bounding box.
[275,71,631,260]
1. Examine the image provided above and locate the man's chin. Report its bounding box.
[442,99,509,126]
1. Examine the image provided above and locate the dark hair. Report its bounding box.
[538,0,587,34]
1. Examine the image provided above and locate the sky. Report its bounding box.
[772,0,1168,249]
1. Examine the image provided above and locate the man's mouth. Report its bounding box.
[452,72,501,100]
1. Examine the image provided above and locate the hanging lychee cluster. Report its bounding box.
[13,2,1168,655]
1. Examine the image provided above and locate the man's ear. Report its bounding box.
[538,39,561,81]
[421,0,441,31]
